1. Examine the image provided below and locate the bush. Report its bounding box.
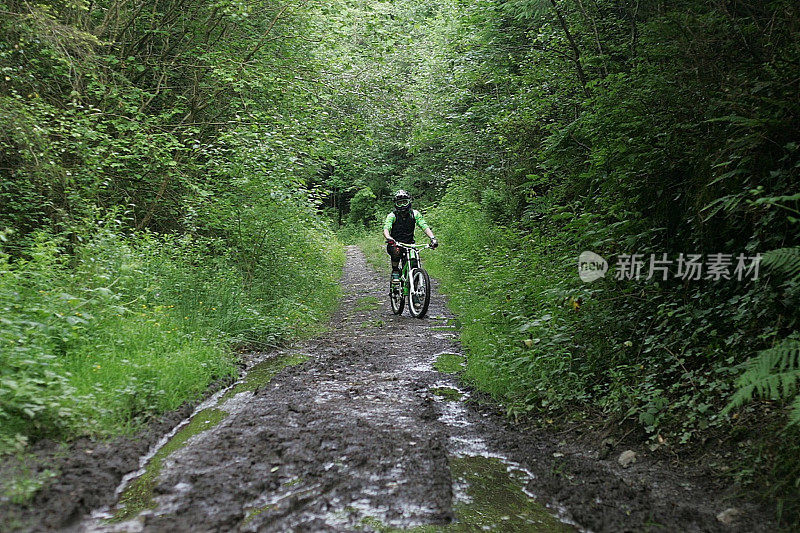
[348,187,378,226]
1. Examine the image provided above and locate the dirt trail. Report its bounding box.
[50,245,772,531]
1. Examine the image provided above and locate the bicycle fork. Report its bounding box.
[401,261,415,296]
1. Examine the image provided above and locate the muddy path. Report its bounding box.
[55,246,771,531]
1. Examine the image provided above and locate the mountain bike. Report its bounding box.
[389,242,433,318]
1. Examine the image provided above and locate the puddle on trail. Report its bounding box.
[95,351,308,524]
[110,408,227,521]
[356,456,573,532]
[446,455,574,532]
[352,350,575,532]
[425,352,576,532]
[430,386,463,401]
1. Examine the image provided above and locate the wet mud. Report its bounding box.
[5,245,777,531]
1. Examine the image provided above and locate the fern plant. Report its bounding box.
[761,247,800,279]
[726,246,800,424]
[726,338,800,424]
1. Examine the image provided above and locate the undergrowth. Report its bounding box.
[0,221,344,453]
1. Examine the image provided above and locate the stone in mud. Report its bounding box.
[716,507,741,525]
[617,450,637,468]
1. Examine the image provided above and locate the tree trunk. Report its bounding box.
[548,0,589,96]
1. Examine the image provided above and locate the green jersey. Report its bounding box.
[384,209,429,243]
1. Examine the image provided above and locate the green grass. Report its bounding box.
[434,353,466,374]
[62,315,236,435]
[424,194,580,409]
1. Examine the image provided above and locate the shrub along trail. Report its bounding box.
[47,246,775,532]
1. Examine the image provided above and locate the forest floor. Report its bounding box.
[2,246,777,532]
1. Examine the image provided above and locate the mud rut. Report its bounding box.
[74,246,767,532]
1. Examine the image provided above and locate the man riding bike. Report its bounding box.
[383,190,438,285]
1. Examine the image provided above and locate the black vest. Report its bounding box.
[390,209,416,244]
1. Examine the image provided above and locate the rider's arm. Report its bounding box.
[383,212,395,241]
[414,210,436,241]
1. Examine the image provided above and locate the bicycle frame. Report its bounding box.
[394,242,429,296]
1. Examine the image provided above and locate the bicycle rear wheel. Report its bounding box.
[390,279,405,315]
[408,267,431,318]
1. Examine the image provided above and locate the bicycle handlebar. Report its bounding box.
[389,241,432,250]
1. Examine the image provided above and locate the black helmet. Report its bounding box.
[394,190,412,211]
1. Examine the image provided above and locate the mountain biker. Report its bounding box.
[383,190,438,285]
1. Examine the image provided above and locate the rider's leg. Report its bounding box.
[386,243,402,279]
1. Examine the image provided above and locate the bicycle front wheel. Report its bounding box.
[408,267,431,318]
